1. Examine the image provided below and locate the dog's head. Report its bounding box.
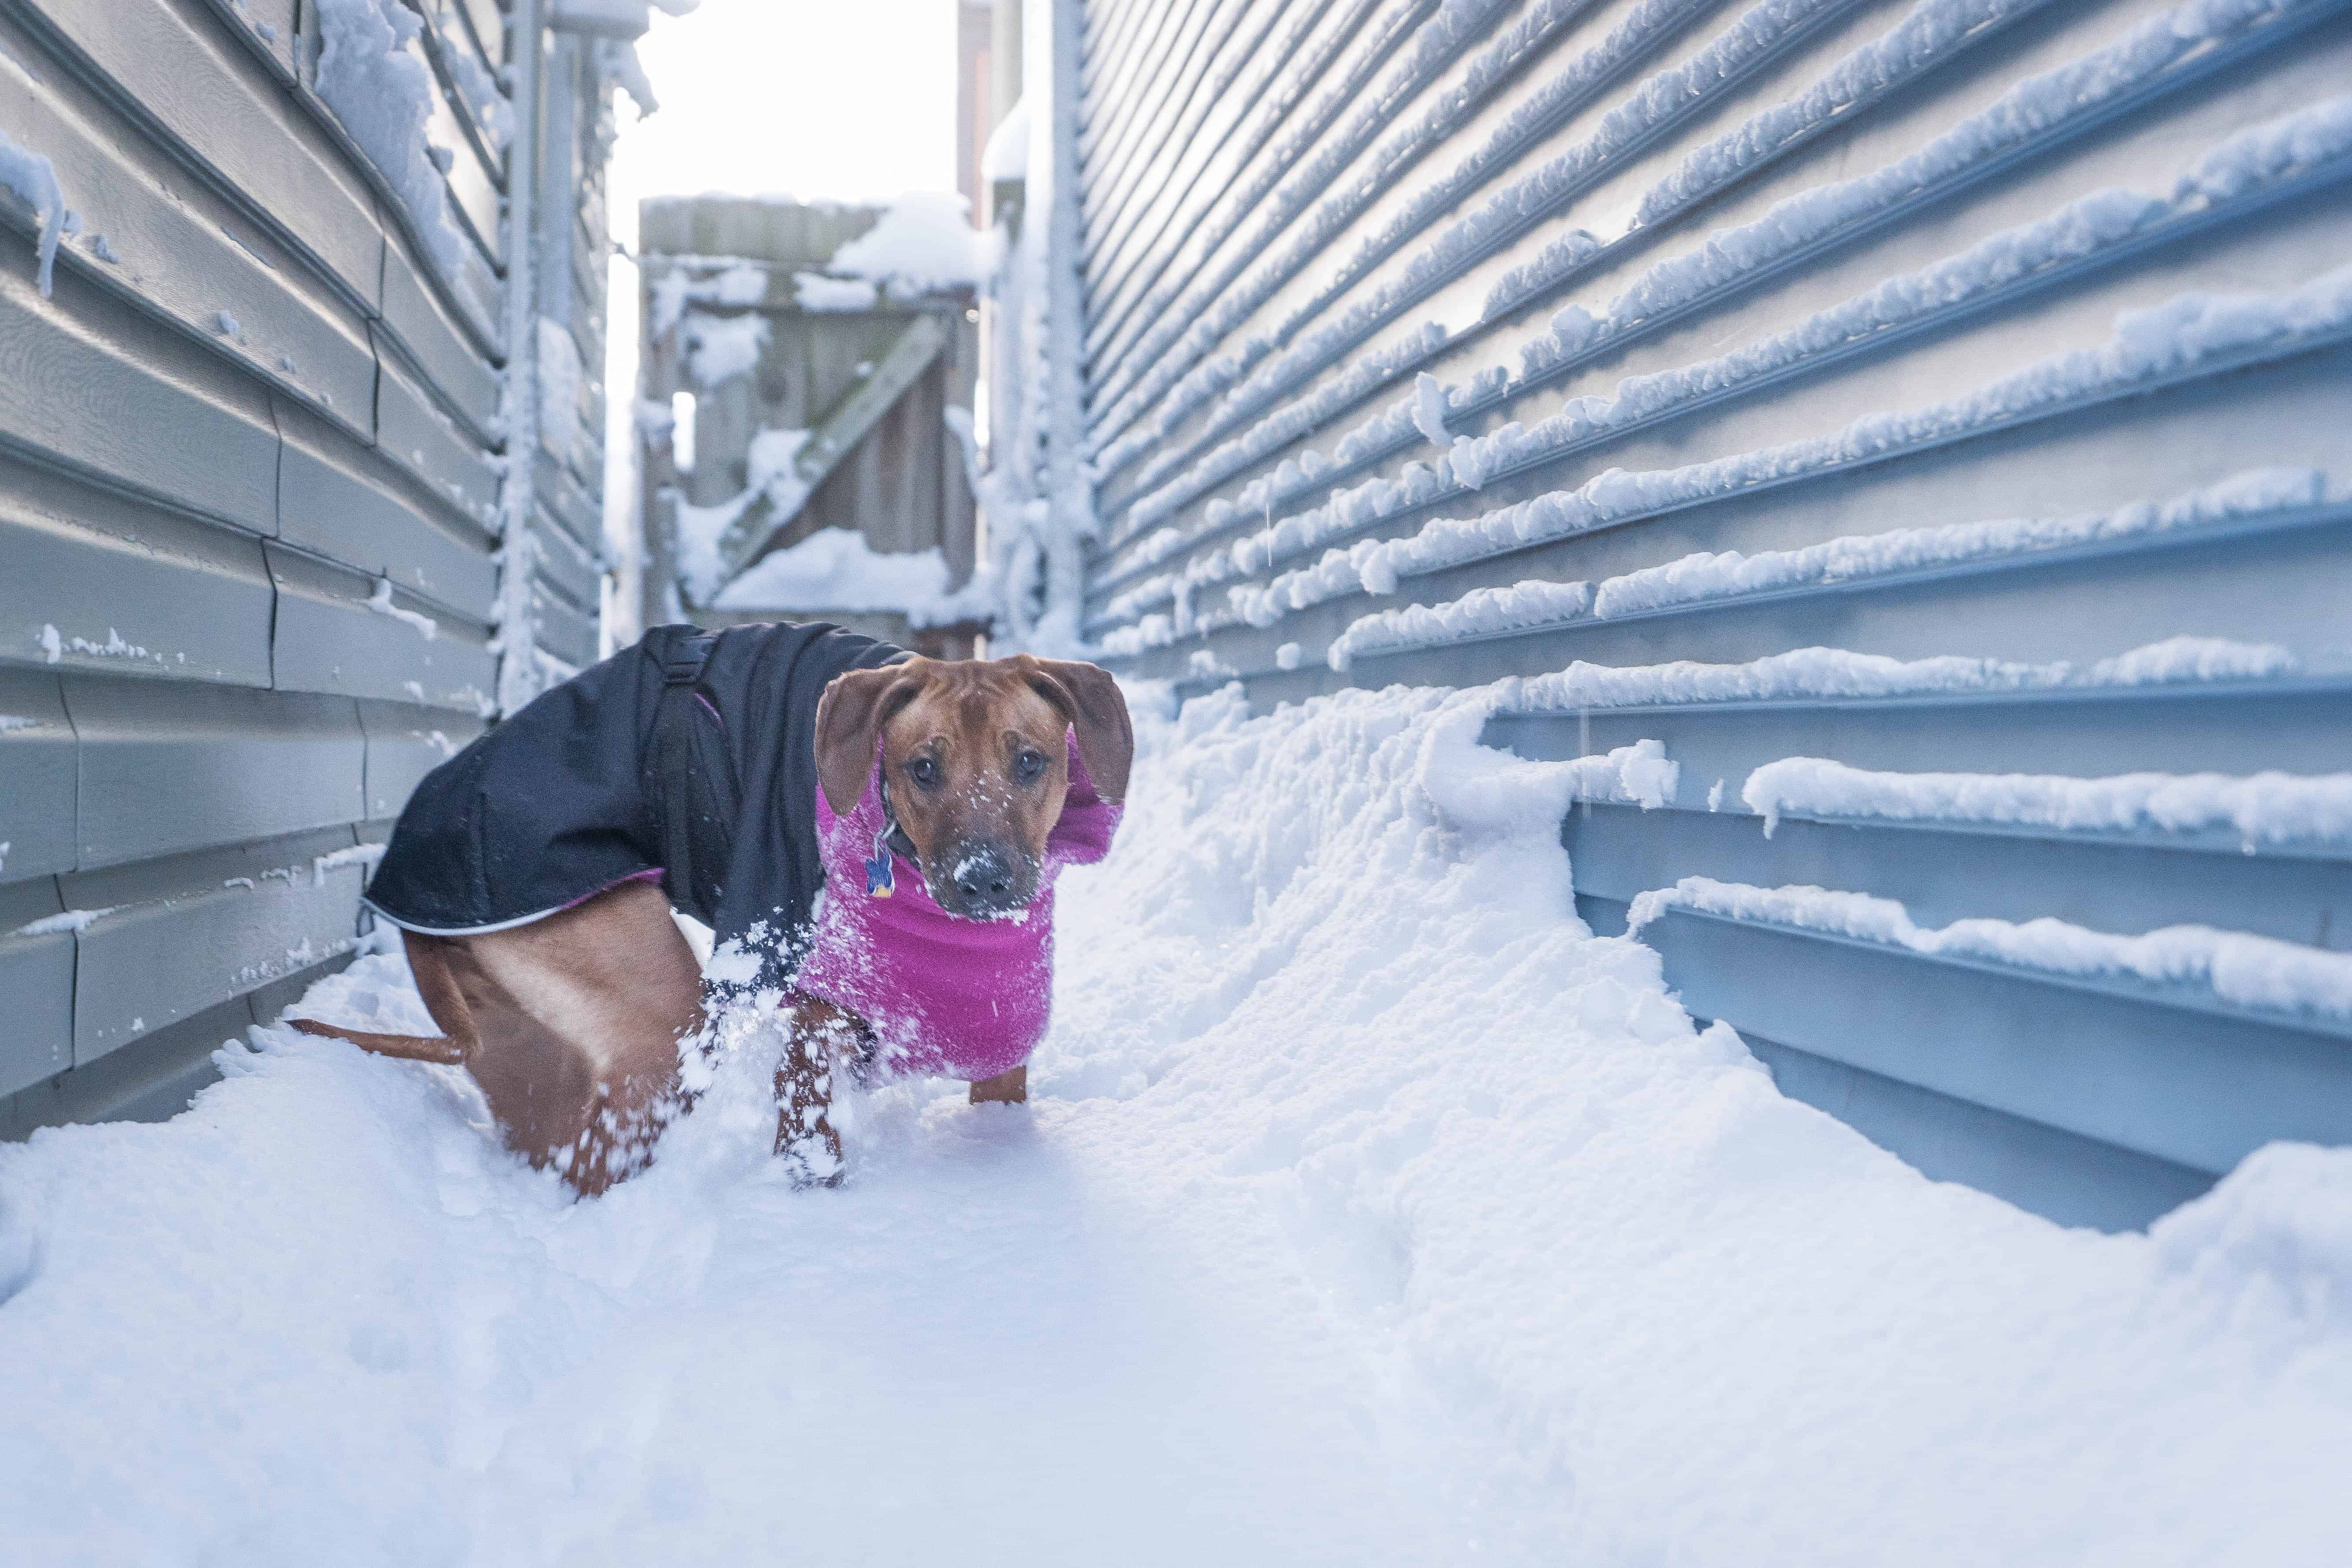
[814,655,1132,919]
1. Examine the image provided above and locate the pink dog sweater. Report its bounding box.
[790,735,1121,1081]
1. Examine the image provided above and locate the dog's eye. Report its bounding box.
[905,756,940,789]
[1014,749,1047,785]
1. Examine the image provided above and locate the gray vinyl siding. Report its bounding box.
[1074,0,2352,1230]
[0,0,613,1135]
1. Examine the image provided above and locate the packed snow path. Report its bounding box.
[4,686,2350,1564]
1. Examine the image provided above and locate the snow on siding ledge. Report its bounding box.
[1740,757,2352,848]
[0,127,66,296]
[1627,876,2352,1023]
[1326,467,2331,667]
[1497,635,2300,713]
[1099,39,2350,583]
[1193,260,2352,640]
[314,0,469,282]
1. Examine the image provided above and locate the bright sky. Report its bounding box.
[601,0,966,610]
[608,0,962,249]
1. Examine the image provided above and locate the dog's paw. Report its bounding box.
[777,1135,846,1191]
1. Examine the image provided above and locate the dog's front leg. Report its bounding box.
[774,994,865,1187]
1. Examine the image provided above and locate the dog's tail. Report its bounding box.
[288,1017,469,1066]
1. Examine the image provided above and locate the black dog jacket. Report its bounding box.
[364,620,906,985]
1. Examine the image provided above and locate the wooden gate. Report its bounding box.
[634,196,984,656]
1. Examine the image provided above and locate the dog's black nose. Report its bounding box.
[953,846,1016,901]
[941,842,1031,916]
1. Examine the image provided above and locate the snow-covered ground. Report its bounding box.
[3,685,2349,1565]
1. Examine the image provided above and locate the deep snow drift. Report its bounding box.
[3,685,2349,1564]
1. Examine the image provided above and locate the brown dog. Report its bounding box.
[293,653,1128,1198]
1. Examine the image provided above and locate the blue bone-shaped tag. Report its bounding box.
[865,818,896,898]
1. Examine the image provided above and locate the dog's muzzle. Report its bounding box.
[932,840,1037,920]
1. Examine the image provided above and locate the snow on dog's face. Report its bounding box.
[815,655,1132,920]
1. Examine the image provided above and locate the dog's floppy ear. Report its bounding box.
[814,661,927,815]
[1015,656,1134,801]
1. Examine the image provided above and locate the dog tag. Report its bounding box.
[866,816,897,898]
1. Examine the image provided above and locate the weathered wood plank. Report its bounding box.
[714,311,951,583]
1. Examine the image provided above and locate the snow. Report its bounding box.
[1742,756,2352,848]
[2185,92,2352,201]
[314,0,468,282]
[535,318,583,465]
[709,528,994,627]
[673,428,815,603]
[0,126,65,296]
[1559,736,1682,808]
[364,577,439,641]
[34,624,169,667]
[679,310,769,387]
[790,271,878,312]
[648,260,766,339]
[1503,635,2298,713]
[823,191,984,298]
[1630,876,2352,1021]
[311,844,388,887]
[1409,370,1451,445]
[1327,467,2331,664]
[980,93,1030,182]
[434,3,517,145]
[10,907,111,938]
[1592,467,2329,617]
[595,37,659,119]
[1331,575,1594,670]
[4,685,2350,1560]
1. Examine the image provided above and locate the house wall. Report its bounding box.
[1069,0,2352,1229]
[0,0,613,1135]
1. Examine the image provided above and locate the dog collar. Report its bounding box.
[867,776,919,898]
